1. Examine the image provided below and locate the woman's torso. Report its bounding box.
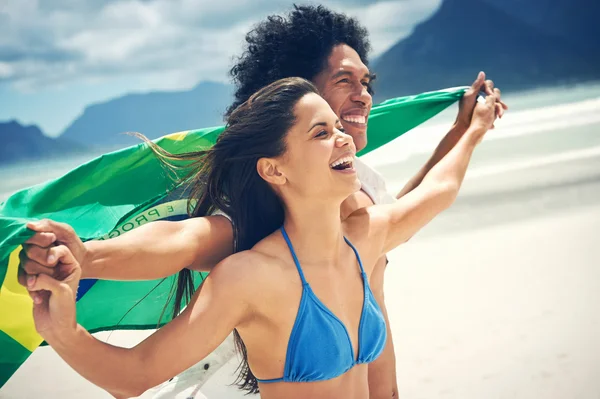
[235,218,385,399]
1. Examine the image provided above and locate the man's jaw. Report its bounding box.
[340,119,367,140]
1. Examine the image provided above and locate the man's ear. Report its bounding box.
[257,157,287,186]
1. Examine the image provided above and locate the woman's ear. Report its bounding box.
[257,158,287,186]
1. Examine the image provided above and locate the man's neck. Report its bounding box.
[340,188,373,220]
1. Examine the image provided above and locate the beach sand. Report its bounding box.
[388,206,600,399]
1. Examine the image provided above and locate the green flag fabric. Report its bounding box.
[0,87,466,386]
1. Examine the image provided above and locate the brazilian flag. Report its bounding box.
[0,87,466,386]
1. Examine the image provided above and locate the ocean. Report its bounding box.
[2,82,600,203]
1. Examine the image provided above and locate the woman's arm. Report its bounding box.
[395,72,506,200]
[395,123,470,200]
[368,93,498,254]
[20,216,233,281]
[27,252,251,399]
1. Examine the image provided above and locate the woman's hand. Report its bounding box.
[468,92,499,144]
[455,71,507,131]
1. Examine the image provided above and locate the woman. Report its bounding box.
[26,77,497,399]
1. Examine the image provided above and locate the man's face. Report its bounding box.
[312,44,373,152]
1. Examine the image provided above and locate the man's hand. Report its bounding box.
[19,220,87,301]
[26,246,81,338]
[455,71,507,131]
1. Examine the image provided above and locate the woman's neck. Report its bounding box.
[282,198,345,265]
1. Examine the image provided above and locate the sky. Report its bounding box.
[0,0,442,136]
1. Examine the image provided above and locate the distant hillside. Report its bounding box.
[0,121,85,164]
[61,81,233,147]
[372,0,600,101]
[482,0,600,61]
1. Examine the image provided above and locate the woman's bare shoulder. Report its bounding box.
[212,233,289,289]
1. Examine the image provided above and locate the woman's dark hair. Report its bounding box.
[144,77,319,394]
[227,4,372,116]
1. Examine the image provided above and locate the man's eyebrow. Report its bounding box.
[330,70,374,81]
[331,70,353,80]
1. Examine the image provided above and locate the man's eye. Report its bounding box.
[337,79,350,84]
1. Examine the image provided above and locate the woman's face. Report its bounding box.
[270,92,361,202]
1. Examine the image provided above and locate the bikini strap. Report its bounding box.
[344,236,367,276]
[280,226,308,286]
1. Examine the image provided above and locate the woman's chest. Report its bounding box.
[240,261,371,380]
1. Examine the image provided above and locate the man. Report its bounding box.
[21,5,505,398]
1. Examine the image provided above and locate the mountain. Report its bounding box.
[0,121,85,165]
[61,81,233,147]
[482,0,600,60]
[372,0,600,101]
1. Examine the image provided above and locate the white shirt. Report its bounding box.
[354,157,396,205]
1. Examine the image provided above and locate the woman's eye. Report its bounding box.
[315,130,328,138]
[337,127,345,133]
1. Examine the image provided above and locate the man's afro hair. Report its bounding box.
[226,4,371,116]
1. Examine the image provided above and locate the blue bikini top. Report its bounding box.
[255,226,387,384]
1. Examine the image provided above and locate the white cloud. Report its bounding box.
[0,62,13,78]
[0,0,441,92]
